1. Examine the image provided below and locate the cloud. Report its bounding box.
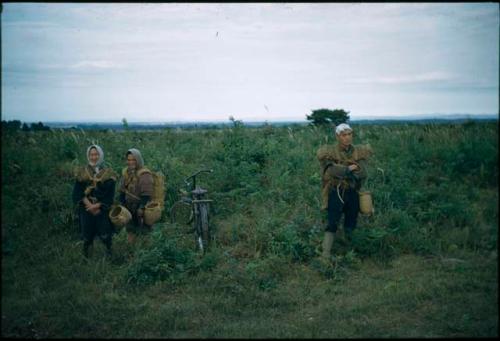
[2,20,62,29]
[1,3,498,122]
[70,60,125,70]
[347,71,456,85]
[344,71,497,92]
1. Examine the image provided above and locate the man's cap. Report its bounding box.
[335,123,352,135]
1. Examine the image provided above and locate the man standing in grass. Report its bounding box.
[316,123,372,259]
[119,148,154,244]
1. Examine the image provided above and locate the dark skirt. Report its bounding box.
[78,207,114,244]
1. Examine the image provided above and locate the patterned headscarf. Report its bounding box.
[86,144,104,173]
[127,148,144,170]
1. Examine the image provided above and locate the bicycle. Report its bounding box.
[170,169,213,252]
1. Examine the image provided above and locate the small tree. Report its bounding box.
[229,115,243,128]
[122,118,129,130]
[306,108,350,126]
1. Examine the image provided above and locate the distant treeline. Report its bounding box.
[2,117,497,132]
[22,121,309,131]
[70,120,309,130]
[1,120,51,131]
[1,119,302,131]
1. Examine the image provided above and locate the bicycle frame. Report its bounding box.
[183,169,213,252]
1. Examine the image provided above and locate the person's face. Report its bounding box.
[336,130,353,148]
[88,148,100,166]
[127,154,137,170]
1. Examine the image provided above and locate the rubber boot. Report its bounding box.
[104,238,112,258]
[321,232,335,259]
[345,228,353,242]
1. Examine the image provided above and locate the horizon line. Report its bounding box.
[3,112,498,124]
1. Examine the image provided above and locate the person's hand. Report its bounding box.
[86,203,101,216]
[89,208,101,216]
[348,164,359,172]
[83,198,92,210]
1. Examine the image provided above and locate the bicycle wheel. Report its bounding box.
[198,203,210,252]
[170,200,193,225]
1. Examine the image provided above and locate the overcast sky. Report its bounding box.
[2,3,499,122]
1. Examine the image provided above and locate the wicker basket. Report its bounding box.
[144,201,162,226]
[109,205,132,228]
[359,191,374,216]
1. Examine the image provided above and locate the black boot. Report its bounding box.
[104,238,112,259]
[345,228,353,242]
[105,247,112,259]
[83,241,92,258]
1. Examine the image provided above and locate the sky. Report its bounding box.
[1,3,499,123]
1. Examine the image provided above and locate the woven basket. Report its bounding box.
[144,201,162,226]
[109,205,132,228]
[359,191,374,216]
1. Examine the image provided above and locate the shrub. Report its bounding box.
[126,230,198,285]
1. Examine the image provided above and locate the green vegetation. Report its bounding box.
[306,108,350,126]
[1,121,498,337]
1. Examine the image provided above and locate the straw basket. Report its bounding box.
[359,191,374,216]
[109,205,132,228]
[144,202,162,226]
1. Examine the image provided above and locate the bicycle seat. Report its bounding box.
[192,188,208,195]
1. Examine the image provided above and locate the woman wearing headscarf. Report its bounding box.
[119,148,154,244]
[72,145,117,258]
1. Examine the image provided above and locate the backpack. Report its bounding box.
[123,167,166,210]
[150,170,166,210]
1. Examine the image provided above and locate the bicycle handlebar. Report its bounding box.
[184,169,213,187]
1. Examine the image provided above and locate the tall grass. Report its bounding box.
[1,122,498,337]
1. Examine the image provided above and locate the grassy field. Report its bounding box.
[1,121,498,338]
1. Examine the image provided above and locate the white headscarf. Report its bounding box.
[86,144,104,173]
[335,123,352,135]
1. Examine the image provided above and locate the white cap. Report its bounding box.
[335,123,352,135]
